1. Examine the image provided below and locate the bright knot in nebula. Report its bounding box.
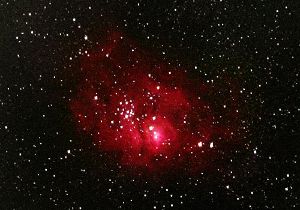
[70,31,240,172]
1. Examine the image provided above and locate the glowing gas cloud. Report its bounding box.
[70,31,240,171]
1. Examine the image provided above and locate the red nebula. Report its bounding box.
[70,31,240,172]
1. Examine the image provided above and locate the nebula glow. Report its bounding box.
[70,31,240,171]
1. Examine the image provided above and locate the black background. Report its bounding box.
[1,0,299,209]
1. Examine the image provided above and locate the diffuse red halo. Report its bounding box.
[70,31,240,172]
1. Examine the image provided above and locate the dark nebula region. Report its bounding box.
[70,31,241,172]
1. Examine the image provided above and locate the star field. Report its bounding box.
[0,0,299,209]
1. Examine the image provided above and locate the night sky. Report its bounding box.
[1,0,300,209]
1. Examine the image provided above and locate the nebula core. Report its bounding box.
[70,31,240,171]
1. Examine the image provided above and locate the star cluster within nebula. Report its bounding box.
[70,31,240,172]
